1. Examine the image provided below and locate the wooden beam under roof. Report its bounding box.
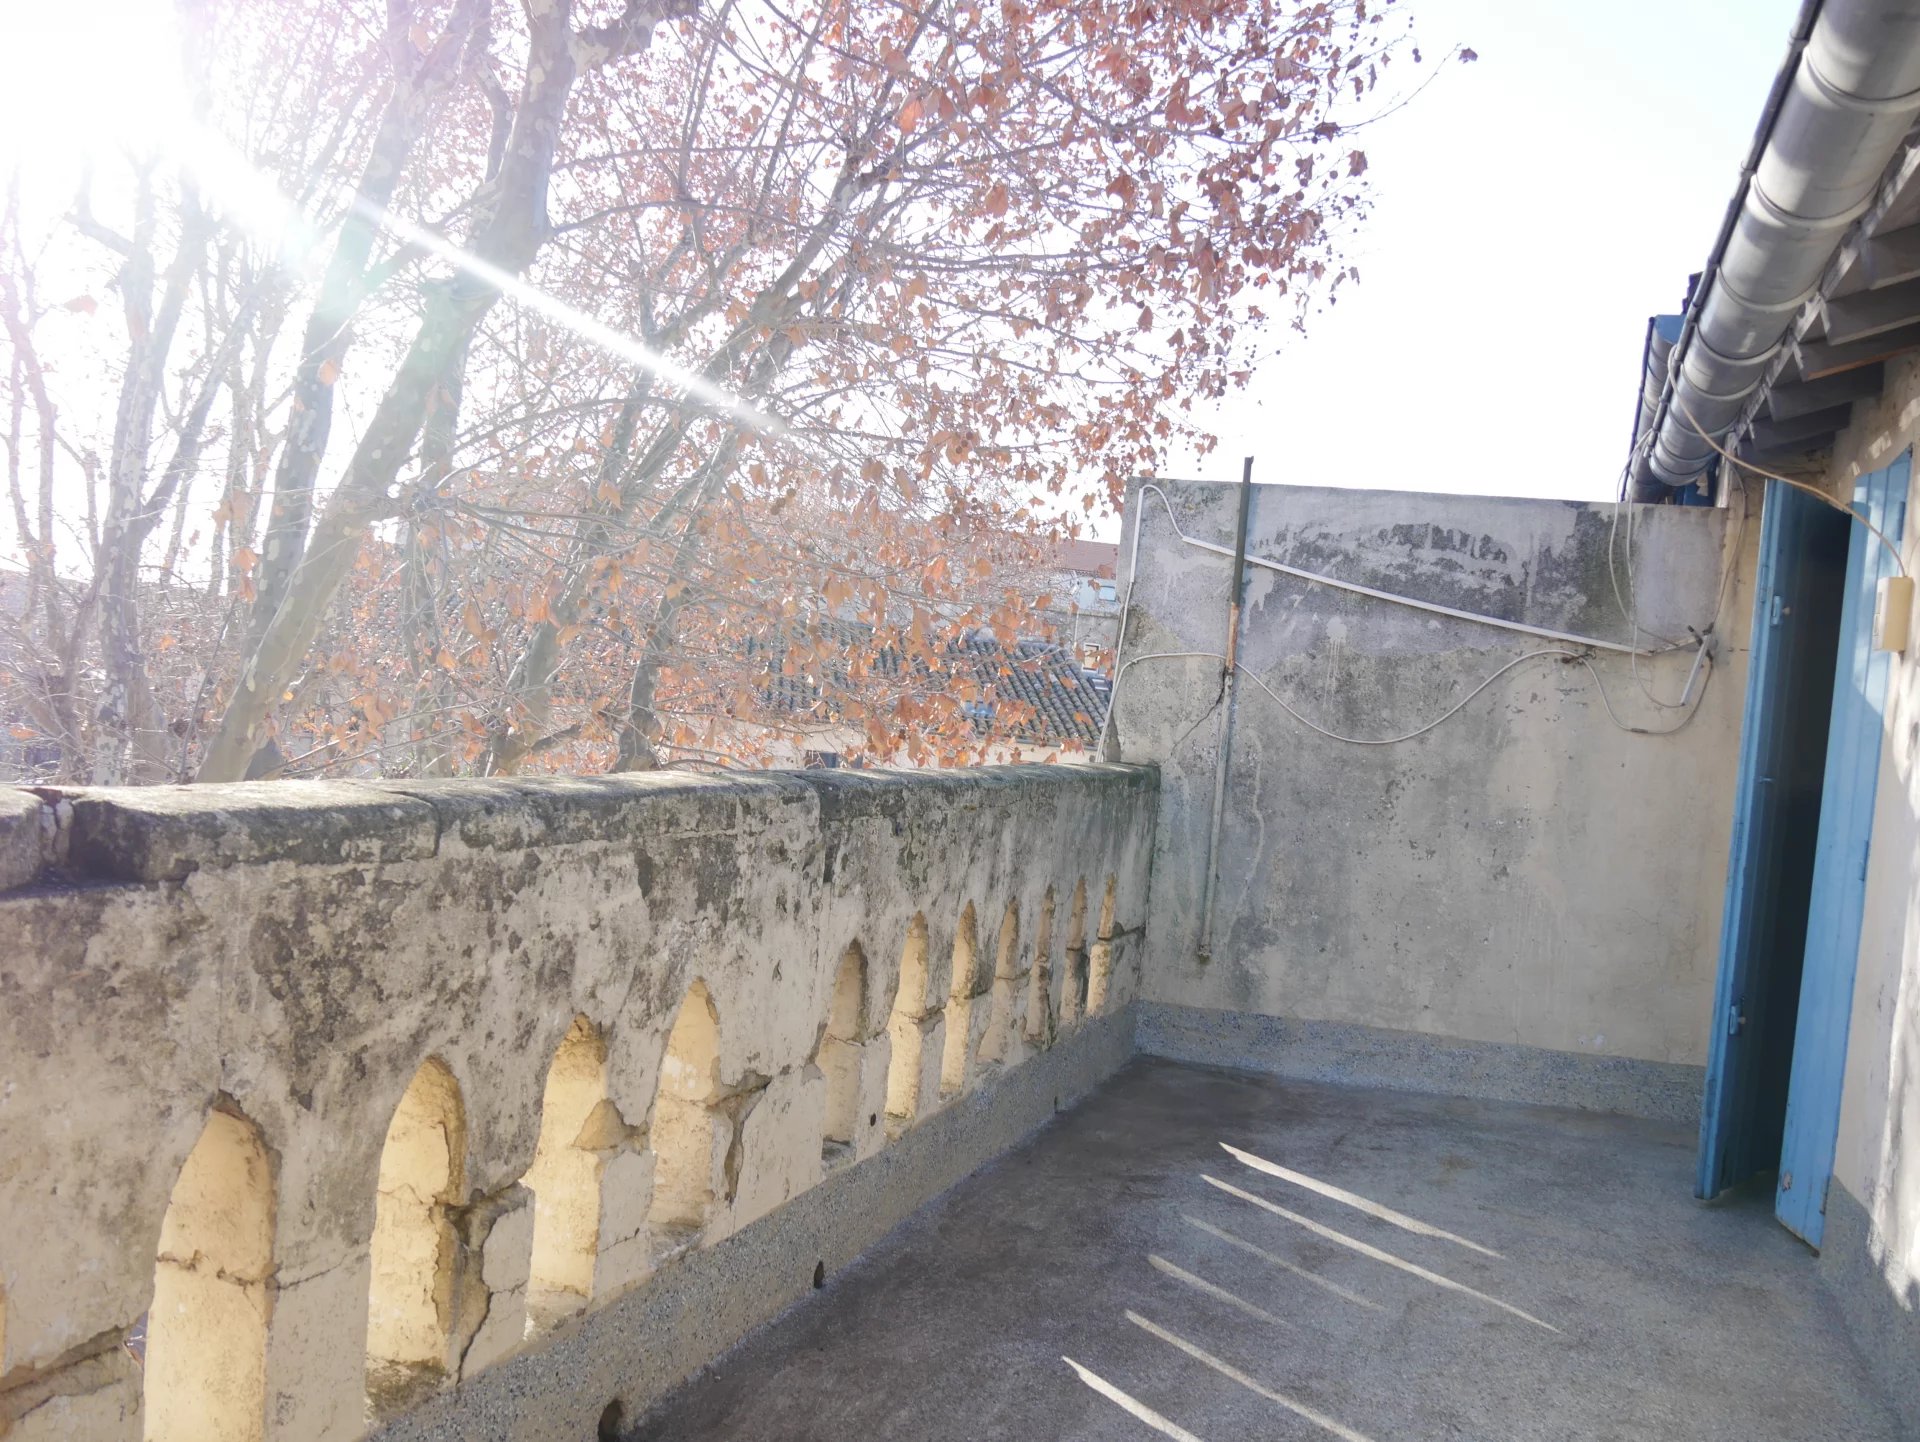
[1822,276,1920,345]
[1828,223,1920,299]
[1796,319,1920,379]
[1766,363,1884,420]
[1745,432,1843,466]
[1829,155,1920,298]
[1748,403,1854,453]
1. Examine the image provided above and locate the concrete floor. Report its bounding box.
[627,1058,1903,1442]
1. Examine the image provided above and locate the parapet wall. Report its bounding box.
[1115,479,1748,1104]
[0,763,1156,1441]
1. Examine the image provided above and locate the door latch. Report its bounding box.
[1727,999,1747,1037]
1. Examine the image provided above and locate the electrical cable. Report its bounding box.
[1607,484,1686,651]
[1107,644,1713,749]
[1129,484,1691,657]
[1674,391,1907,577]
[1100,484,1717,754]
[1607,471,1750,711]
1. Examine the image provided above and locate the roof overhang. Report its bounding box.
[1627,0,1920,501]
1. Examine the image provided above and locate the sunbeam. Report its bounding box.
[1182,1214,1382,1311]
[1062,1356,1212,1442]
[1219,1143,1505,1258]
[339,193,787,436]
[1127,1310,1379,1442]
[165,115,783,437]
[1148,1253,1293,1327]
[1202,1175,1561,1333]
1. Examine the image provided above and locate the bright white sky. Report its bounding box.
[1159,0,1805,514]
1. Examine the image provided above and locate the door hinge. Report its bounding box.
[1770,594,1786,626]
[1727,998,1747,1037]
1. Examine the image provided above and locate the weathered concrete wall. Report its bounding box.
[1817,358,1920,1436]
[370,1008,1139,1442]
[1112,480,1750,1094]
[0,763,1155,1440]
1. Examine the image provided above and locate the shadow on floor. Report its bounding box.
[626,1057,1902,1441]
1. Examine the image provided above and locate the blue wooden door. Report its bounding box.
[1699,482,1849,1200]
[1775,452,1909,1245]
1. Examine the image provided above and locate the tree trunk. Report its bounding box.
[250,2,484,647]
[479,283,820,774]
[92,178,207,783]
[610,439,738,770]
[201,0,689,782]
[404,339,469,776]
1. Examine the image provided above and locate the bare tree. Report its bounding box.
[0,0,1448,784]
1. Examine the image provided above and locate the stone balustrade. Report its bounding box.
[0,763,1156,1441]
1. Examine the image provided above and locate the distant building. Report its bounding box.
[1040,536,1121,671]
[732,619,1109,769]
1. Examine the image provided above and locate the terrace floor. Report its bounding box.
[627,1057,1902,1441]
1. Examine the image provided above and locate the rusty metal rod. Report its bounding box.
[1197,457,1254,962]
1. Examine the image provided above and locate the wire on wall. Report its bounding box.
[1606,470,1750,713]
[1101,486,1718,755]
[1675,392,1907,578]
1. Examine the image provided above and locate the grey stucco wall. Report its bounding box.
[1817,354,1920,1434]
[0,763,1156,1440]
[1112,479,1750,1075]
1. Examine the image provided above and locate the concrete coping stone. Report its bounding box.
[5,763,1158,891]
[0,786,44,890]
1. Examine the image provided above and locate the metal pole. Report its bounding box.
[1197,458,1254,962]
